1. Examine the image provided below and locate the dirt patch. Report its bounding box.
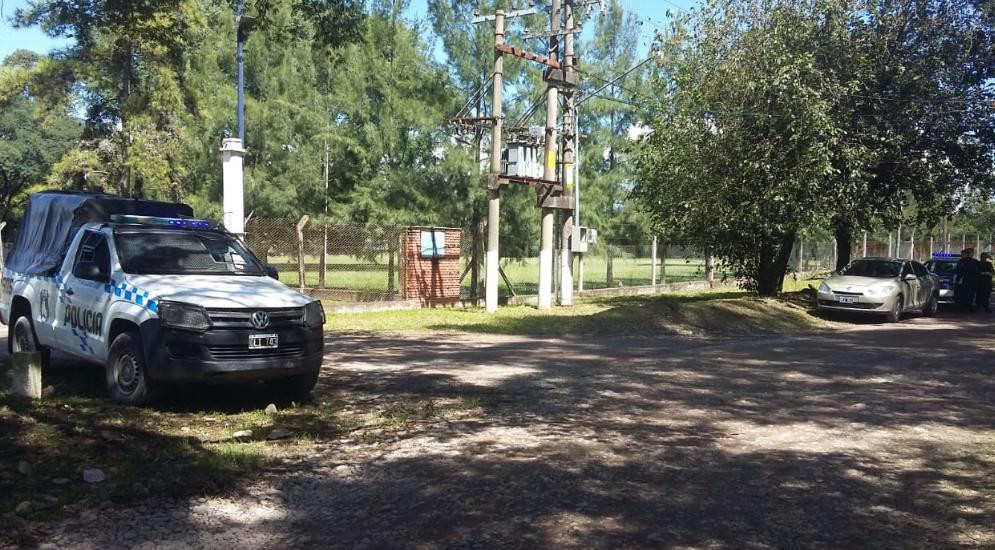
[23,312,995,548]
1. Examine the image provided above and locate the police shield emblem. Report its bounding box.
[39,289,50,322]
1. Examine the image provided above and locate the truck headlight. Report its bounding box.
[304,300,325,329]
[158,301,212,331]
[819,281,831,293]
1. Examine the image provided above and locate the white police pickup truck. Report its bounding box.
[1,191,325,405]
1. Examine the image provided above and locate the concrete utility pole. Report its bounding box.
[485,10,506,313]
[862,230,868,258]
[559,1,576,306]
[538,0,561,310]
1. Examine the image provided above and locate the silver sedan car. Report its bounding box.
[816,257,940,322]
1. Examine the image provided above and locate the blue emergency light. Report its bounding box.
[110,214,216,229]
[931,252,960,259]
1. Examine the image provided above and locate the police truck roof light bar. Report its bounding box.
[110,214,215,229]
[931,252,960,259]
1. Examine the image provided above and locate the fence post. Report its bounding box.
[606,246,615,288]
[0,221,6,274]
[319,224,328,289]
[296,215,309,291]
[660,242,667,284]
[578,254,585,291]
[651,236,658,286]
[797,237,804,276]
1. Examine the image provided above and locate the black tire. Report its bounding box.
[887,295,904,323]
[106,331,160,405]
[10,315,51,367]
[923,293,938,317]
[265,369,319,404]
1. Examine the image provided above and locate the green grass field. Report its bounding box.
[323,279,821,336]
[267,253,721,298]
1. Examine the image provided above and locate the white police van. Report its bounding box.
[1,191,325,405]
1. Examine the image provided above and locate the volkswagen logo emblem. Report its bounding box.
[251,311,270,330]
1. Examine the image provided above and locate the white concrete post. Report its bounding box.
[11,352,42,399]
[560,219,573,305]
[651,236,658,286]
[221,138,246,236]
[578,255,585,291]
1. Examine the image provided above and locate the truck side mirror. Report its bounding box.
[74,261,108,282]
[265,265,279,280]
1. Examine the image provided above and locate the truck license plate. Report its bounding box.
[837,296,858,304]
[249,334,278,350]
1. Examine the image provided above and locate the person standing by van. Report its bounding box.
[977,252,993,312]
[955,248,980,311]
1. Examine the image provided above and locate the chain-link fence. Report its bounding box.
[242,218,993,304]
[245,219,403,301]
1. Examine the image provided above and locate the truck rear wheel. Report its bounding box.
[106,331,161,405]
[265,369,319,404]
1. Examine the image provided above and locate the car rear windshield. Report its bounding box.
[839,260,902,278]
[925,260,957,275]
[115,230,265,276]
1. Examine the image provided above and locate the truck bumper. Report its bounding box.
[141,320,324,382]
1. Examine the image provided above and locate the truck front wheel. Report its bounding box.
[106,331,161,405]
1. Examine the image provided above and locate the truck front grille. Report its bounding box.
[205,307,304,329]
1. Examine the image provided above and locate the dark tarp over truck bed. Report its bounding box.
[6,191,194,276]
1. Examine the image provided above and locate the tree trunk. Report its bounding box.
[118,38,133,197]
[834,222,852,271]
[756,233,797,296]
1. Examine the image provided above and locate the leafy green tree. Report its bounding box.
[821,0,995,268]
[0,51,81,227]
[576,0,653,284]
[634,0,842,295]
[14,0,207,200]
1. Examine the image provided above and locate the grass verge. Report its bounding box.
[0,365,481,546]
[324,280,826,337]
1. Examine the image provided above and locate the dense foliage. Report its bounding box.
[634,0,995,294]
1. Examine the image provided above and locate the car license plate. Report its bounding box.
[837,296,858,304]
[249,334,278,350]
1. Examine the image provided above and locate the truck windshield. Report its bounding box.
[115,231,265,276]
[925,260,957,275]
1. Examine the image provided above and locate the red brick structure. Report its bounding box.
[400,227,462,304]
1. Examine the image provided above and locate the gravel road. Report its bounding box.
[30,312,995,549]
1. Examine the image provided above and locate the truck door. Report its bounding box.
[55,230,113,361]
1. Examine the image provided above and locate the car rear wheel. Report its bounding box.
[923,293,938,317]
[887,295,904,323]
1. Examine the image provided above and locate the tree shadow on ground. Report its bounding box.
[10,315,995,548]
